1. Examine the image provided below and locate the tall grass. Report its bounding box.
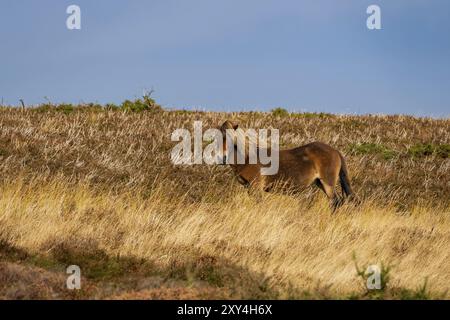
[0,177,448,299]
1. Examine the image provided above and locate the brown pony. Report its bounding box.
[219,120,355,211]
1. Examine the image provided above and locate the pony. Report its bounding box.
[219,120,355,211]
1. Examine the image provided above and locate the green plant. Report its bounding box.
[353,254,392,299]
[396,279,430,300]
[120,99,146,112]
[120,96,162,113]
[34,103,74,114]
[34,103,54,113]
[408,143,450,158]
[352,255,438,299]
[349,143,397,160]
[105,103,119,111]
[292,112,333,119]
[271,107,289,117]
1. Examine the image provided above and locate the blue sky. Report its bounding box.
[0,0,449,116]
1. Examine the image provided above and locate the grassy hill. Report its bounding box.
[0,101,449,299]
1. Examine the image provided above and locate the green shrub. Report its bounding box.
[105,103,119,111]
[396,280,431,300]
[56,104,75,114]
[292,112,333,119]
[34,103,54,113]
[34,103,74,114]
[436,145,450,158]
[349,142,449,160]
[408,143,450,158]
[354,254,391,299]
[120,99,146,112]
[173,109,195,115]
[271,107,289,117]
[352,254,437,300]
[32,95,163,113]
[120,97,162,113]
[349,143,397,160]
[85,103,104,111]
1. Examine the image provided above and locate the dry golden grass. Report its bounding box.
[0,105,448,299]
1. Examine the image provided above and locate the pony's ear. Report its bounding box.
[220,120,236,133]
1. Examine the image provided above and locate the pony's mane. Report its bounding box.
[226,127,270,161]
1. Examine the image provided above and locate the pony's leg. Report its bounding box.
[317,179,343,212]
[314,178,326,194]
[248,185,262,200]
[298,179,325,208]
[248,179,265,201]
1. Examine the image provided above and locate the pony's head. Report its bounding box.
[218,120,259,165]
[218,120,239,164]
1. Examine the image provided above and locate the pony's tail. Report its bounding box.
[339,154,354,199]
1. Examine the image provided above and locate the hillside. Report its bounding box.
[0,102,449,299]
